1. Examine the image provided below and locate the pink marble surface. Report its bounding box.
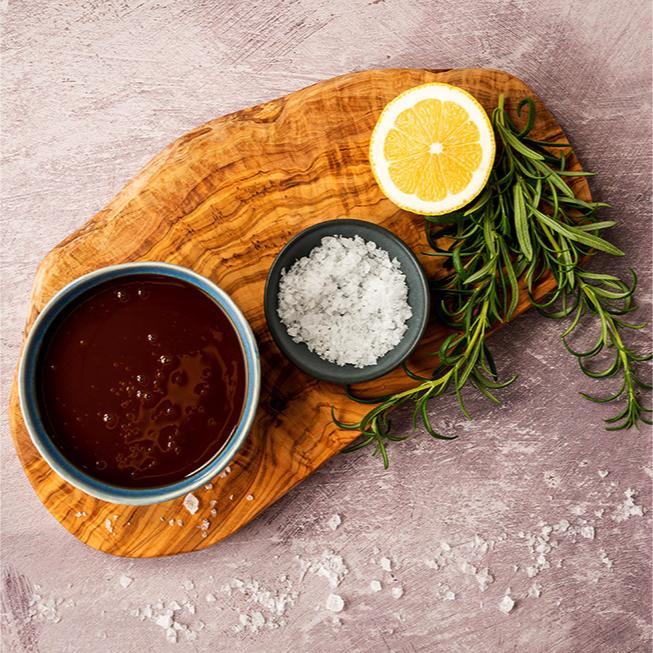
[1,1,651,651]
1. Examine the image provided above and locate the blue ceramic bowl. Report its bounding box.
[18,262,260,506]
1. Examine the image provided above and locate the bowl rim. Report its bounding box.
[18,261,260,506]
[264,218,430,384]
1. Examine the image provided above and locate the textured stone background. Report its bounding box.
[1,1,651,651]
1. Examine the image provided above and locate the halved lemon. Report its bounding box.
[369,83,495,215]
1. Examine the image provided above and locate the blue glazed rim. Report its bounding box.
[18,262,261,506]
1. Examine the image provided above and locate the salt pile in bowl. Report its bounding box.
[277,235,412,368]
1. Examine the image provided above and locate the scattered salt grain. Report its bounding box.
[370,580,382,592]
[118,575,133,588]
[28,593,66,623]
[325,594,345,613]
[104,519,113,534]
[612,488,645,522]
[277,235,413,368]
[528,582,542,598]
[460,561,477,576]
[380,557,392,572]
[131,600,202,643]
[580,525,595,540]
[600,549,614,570]
[598,470,609,478]
[182,580,194,591]
[327,514,342,531]
[183,493,199,515]
[554,519,570,533]
[246,494,254,501]
[206,593,216,603]
[204,483,213,490]
[391,585,404,599]
[228,576,298,632]
[476,567,494,592]
[302,551,349,588]
[498,594,515,614]
[444,591,456,601]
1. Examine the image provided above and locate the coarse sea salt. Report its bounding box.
[118,575,133,588]
[379,556,393,572]
[498,594,515,614]
[325,593,345,613]
[183,493,199,515]
[277,235,412,368]
[300,551,349,588]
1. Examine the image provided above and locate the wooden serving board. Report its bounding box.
[9,68,589,557]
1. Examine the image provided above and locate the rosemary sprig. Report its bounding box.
[335,94,651,466]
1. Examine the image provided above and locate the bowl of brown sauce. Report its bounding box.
[18,262,260,505]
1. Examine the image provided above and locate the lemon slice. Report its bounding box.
[369,83,495,215]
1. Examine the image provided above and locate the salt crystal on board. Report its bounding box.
[183,493,199,515]
[370,580,382,592]
[104,518,113,533]
[391,585,404,599]
[598,470,609,478]
[327,514,342,531]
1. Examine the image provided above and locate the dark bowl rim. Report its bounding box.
[264,218,430,384]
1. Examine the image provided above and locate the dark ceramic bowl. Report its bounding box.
[264,219,429,385]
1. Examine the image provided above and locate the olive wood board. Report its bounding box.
[8,68,590,557]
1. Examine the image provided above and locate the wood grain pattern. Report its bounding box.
[8,68,589,557]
